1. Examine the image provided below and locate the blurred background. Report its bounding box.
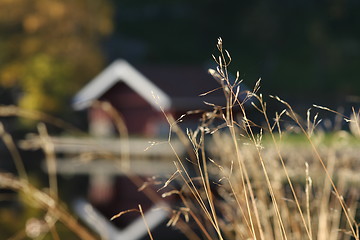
[0,1,360,239]
[1,0,360,120]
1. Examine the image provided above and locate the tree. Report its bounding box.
[0,0,113,114]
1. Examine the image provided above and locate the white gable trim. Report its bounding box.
[72,60,172,111]
[73,198,169,240]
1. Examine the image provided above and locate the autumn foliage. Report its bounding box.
[0,0,114,113]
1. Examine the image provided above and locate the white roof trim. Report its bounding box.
[73,198,169,240]
[72,59,172,111]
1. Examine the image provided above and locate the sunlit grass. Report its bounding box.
[0,38,359,240]
[153,38,360,240]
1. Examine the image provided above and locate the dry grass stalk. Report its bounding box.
[0,173,97,240]
[0,122,28,181]
[139,204,155,240]
[38,122,58,200]
[0,105,81,133]
[155,38,360,240]
[0,38,359,240]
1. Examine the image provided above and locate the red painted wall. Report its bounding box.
[95,82,166,136]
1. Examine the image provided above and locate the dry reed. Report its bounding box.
[157,38,360,240]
